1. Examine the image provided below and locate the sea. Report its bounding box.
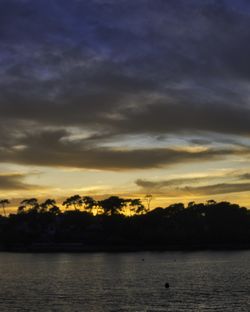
[0,251,249,311]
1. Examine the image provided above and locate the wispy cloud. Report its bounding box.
[136,170,250,197]
[183,183,250,196]
[0,129,248,170]
[0,173,40,190]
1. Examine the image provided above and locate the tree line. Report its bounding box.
[0,195,146,216]
[0,197,249,251]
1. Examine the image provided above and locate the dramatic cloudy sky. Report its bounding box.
[1,0,250,210]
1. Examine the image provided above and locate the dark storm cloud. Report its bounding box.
[114,97,250,136]
[0,173,38,190]
[0,0,250,169]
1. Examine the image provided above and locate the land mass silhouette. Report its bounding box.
[0,196,249,252]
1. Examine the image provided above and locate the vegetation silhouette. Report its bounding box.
[0,199,9,217]
[0,196,249,252]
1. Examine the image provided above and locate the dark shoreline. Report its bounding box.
[1,201,249,253]
[2,243,250,253]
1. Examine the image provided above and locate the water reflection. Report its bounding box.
[0,251,249,311]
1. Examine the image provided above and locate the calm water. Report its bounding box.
[0,251,249,311]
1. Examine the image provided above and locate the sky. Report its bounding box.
[0,0,250,211]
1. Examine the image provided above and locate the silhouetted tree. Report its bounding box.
[82,196,96,213]
[62,195,82,211]
[207,199,217,205]
[0,199,10,217]
[127,198,146,215]
[144,194,153,212]
[166,203,185,216]
[49,206,61,215]
[40,199,60,214]
[18,198,39,214]
[188,201,195,208]
[98,196,126,215]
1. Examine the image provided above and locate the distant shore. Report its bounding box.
[2,243,250,253]
[0,201,249,253]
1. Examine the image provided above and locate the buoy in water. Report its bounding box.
[165,282,170,288]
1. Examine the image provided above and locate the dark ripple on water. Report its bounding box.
[0,251,249,311]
